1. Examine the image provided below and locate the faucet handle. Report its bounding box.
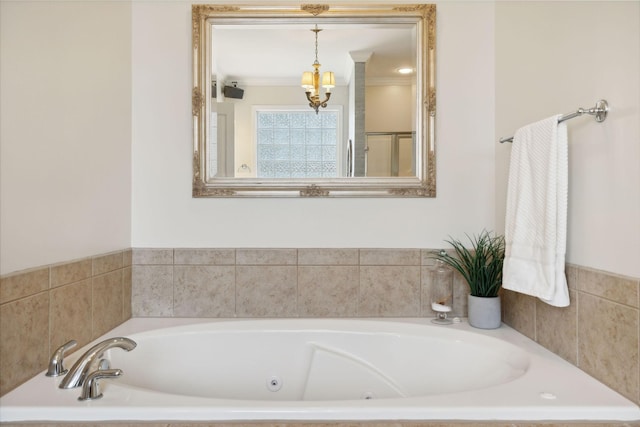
[46,340,77,377]
[78,368,123,401]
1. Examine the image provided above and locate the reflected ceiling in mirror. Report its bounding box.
[193,3,436,197]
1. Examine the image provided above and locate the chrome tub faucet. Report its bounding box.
[78,368,123,401]
[59,337,136,389]
[46,340,77,377]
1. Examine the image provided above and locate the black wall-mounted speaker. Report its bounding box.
[223,85,244,99]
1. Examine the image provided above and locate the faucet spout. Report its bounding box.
[58,337,136,389]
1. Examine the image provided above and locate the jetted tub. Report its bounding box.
[1,318,639,422]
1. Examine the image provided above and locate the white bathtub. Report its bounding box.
[1,318,639,422]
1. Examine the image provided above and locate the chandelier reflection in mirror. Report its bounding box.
[191,3,437,198]
[301,25,335,114]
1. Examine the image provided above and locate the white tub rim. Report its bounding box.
[1,317,639,423]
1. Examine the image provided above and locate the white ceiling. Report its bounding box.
[211,23,417,88]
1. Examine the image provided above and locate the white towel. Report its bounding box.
[502,115,570,307]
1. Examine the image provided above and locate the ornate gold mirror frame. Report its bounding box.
[192,3,436,197]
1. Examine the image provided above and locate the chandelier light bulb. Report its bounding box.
[397,67,414,74]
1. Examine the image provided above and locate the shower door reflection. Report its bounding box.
[365,132,415,177]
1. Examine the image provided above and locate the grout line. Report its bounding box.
[234,249,238,318]
[575,288,581,368]
[90,266,95,340]
[356,249,361,317]
[121,266,125,322]
[533,295,537,342]
[295,249,299,318]
[171,250,175,318]
[46,266,52,360]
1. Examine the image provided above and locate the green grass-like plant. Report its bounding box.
[433,230,505,298]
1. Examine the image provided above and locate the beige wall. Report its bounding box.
[495,1,640,278]
[0,1,132,275]
[130,1,497,250]
[366,85,413,132]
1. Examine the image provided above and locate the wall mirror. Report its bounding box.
[192,3,436,197]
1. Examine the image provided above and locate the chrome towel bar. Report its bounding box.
[499,99,609,143]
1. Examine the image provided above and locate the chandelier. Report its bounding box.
[301,25,335,114]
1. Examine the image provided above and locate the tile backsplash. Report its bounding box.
[0,250,132,396]
[502,264,640,406]
[131,248,459,319]
[1,247,639,411]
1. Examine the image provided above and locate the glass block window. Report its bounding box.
[255,109,339,178]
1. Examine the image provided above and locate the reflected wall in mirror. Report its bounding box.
[193,3,436,197]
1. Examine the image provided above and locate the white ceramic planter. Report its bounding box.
[467,295,501,329]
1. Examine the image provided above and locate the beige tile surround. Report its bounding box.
[503,264,640,407]
[1,247,639,427]
[131,248,459,319]
[0,250,132,396]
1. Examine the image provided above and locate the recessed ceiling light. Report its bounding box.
[397,67,414,74]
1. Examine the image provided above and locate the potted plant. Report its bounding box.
[433,230,505,329]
